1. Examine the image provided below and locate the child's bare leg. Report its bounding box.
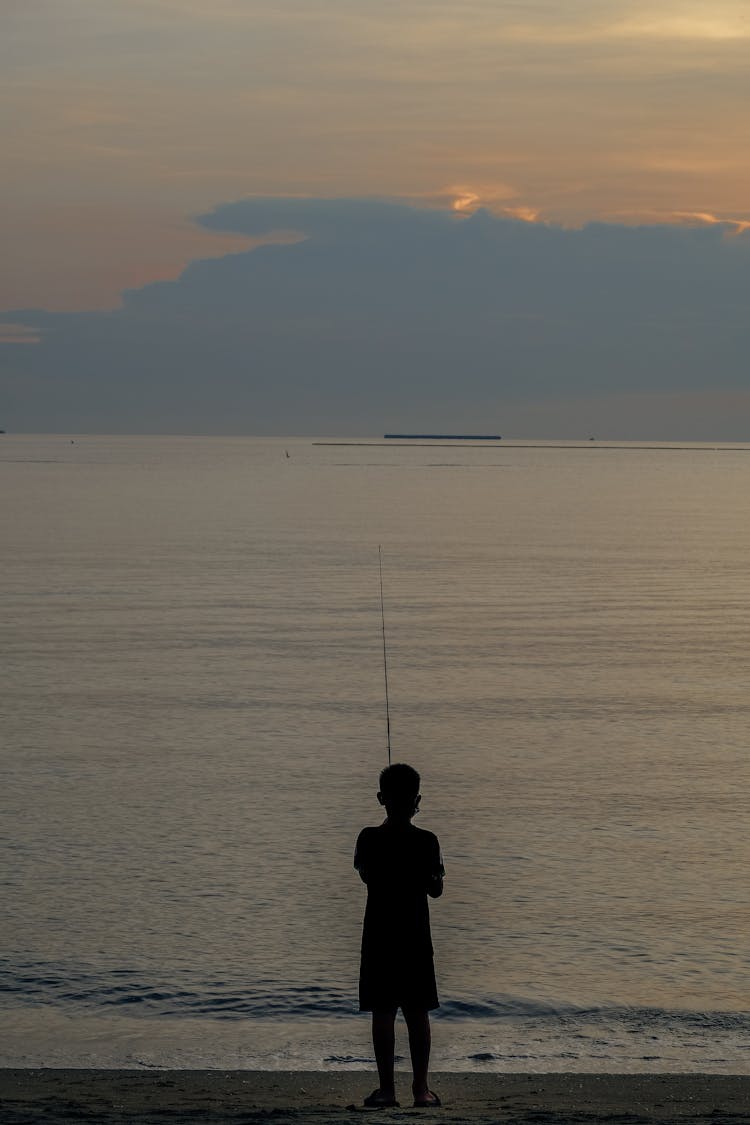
[371,1008,397,1098]
[403,1007,431,1099]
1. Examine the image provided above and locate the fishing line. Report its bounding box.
[378,545,392,764]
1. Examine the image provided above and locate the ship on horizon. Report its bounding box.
[384,433,501,440]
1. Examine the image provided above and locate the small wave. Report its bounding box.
[2,959,750,1037]
[436,995,580,1020]
[324,1055,373,1064]
[0,960,354,1019]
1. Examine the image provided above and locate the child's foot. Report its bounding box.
[412,1089,441,1107]
[363,1088,399,1107]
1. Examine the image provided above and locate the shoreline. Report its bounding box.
[1,1070,748,1124]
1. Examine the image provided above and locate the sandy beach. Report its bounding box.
[0,1070,747,1124]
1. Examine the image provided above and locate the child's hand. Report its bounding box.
[426,873,443,898]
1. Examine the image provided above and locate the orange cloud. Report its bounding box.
[606,207,750,233]
[440,185,542,222]
[501,205,541,223]
[672,210,750,234]
[451,191,481,214]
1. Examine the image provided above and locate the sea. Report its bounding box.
[1,434,748,1072]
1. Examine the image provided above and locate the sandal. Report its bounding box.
[413,1090,441,1107]
[363,1089,400,1108]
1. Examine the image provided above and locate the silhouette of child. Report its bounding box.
[354,763,444,1108]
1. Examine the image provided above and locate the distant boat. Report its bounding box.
[384,433,501,440]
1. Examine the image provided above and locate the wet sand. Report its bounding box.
[0,1070,747,1123]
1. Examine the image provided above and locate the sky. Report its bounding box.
[2,0,750,437]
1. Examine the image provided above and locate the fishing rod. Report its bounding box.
[378,545,392,764]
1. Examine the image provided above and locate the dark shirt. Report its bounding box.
[355,821,443,897]
[355,821,444,960]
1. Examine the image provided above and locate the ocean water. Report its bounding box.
[1,434,749,1072]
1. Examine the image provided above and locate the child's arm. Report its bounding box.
[426,837,445,898]
[354,830,369,884]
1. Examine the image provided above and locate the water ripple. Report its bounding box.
[3,959,749,1036]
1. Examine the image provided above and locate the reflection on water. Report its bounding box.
[2,435,749,1065]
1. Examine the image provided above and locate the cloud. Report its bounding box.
[0,203,281,313]
[2,197,750,437]
[6,0,750,251]
[610,8,750,43]
[672,212,750,234]
[607,208,750,234]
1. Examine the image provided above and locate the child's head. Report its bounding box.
[378,762,421,819]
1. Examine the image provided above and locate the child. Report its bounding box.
[354,762,444,1108]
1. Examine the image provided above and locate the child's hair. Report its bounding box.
[379,762,420,806]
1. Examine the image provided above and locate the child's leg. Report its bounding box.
[402,1007,431,1099]
[371,1008,397,1097]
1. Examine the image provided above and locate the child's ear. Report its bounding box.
[377,791,385,806]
